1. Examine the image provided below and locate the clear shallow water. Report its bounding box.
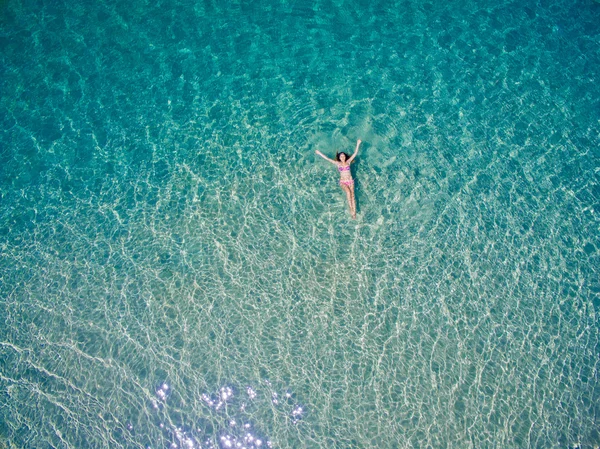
[1,0,599,447]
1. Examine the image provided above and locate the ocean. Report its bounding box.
[1,0,599,448]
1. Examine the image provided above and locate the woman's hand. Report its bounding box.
[347,139,361,164]
[315,150,336,164]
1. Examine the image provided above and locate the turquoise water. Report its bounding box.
[1,0,599,447]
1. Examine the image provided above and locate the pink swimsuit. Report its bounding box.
[338,165,354,186]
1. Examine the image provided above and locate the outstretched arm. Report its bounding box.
[315,150,337,164]
[347,139,361,164]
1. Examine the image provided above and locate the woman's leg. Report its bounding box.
[349,184,357,218]
[341,185,354,218]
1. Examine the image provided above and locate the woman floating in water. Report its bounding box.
[316,139,361,219]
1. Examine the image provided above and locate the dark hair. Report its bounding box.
[336,152,350,162]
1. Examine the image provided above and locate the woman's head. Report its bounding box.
[336,152,349,162]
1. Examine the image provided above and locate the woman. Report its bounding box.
[315,139,361,219]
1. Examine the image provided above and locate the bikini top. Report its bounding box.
[338,165,350,172]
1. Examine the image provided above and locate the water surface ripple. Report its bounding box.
[1,0,599,448]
